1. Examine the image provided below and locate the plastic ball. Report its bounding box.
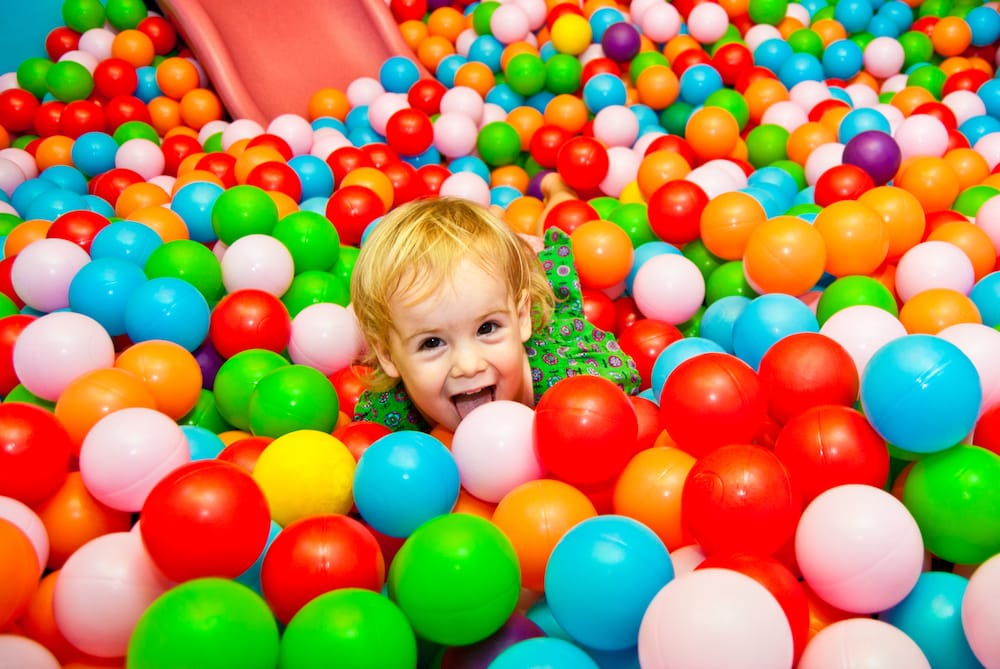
[260,514,385,624]
[248,364,339,437]
[556,136,609,191]
[616,318,684,391]
[963,552,1000,667]
[124,276,211,352]
[0,402,73,505]
[569,218,634,290]
[52,367,157,451]
[732,293,820,370]
[90,219,163,266]
[796,484,924,614]
[10,237,90,313]
[208,289,291,359]
[212,348,289,431]
[490,637,599,669]
[126,577,280,669]
[387,513,520,646]
[861,334,981,454]
[0,517,40,630]
[742,215,826,296]
[799,618,931,669]
[631,253,706,325]
[352,431,459,538]
[210,184,279,245]
[219,233,295,296]
[894,240,976,303]
[251,429,354,526]
[114,338,203,420]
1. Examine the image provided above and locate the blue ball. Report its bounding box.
[491,638,600,669]
[25,188,88,221]
[747,166,799,210]
[582,73,627,113]
[90,220,164,266]
[352,431,460,539]
[967,5,1000,46]
[834,0,874,33]
[348,126,384,147]
[491,185,522,208]
[40,165,88,194]
[753,38,793,74]
[626,241,680,295]
[68,257,147,336]
[876,0,913,31]
[977,79,1000,120]
[959,115,1000,148]
[970,271,1000,327]
[699,295,752,354]
[778,52,825,88]
[181,425,226,460]
[311,116,347,134]
[124,277,211,352]
[379,56,421,93]
[544,515,674,651]
[879,572,983,669]
[134,65,161,103]
[866,13,901,38]
[71,131,118,177]
[860,334,981,454]
[589,7,626,41]
[838,107,892,143]
[526,90,556,113]
[235,520,281,596]
[83,194,115,218]
[468,34,504,72]
[449,155,491,182]
[345,105,373,133]
[822,39,864,80]
[170,181,224,243]
[739,186,783,218]
[731,293,820,369]
[650,337,726,402]
[678,63,723,106]
[10,178,54,216]
[401,144,440,168]
[288,155,334,201]
[436,54,467,88]
[485,83,526,112]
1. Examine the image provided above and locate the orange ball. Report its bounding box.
[32,472,132,571]
[398,19,429,51]
[890,86,936,116]
[490,164,530,192]
[506,106,544,151]
[894,156,961,213]
[179,88,224,130]
[0,518,39,629]
[19,571,84,664]
[502,196,545,236]
[501,42,540,72]
[308,88,350,122]
[453,61,495,97]
[154,56,200,100]
[114,181,170,218]
[804,581,853,642]
[898,287,982,334]
[265,190,299,218]
[427,6,466,42]
[110,29,155,67]
[492,479,598,591]
[544,94,589,133]
[172,168,224,193]
[718,0,749,18]
[233,145,286,184]
[340,166,395,211]
[927,220,997,281]
[744,78,789,126]
[114,339,203,420]
[417,35,457,72]
[635,64,680,110]
[700,190,768,260]
[54,367,158,454]
[636,150,692,200]
[146,96,182,136]
[569,218,635,289]
[663,36,702,64]
[35,135,75,170]
[4,219,52,257]
[612,447,696,551]
[812,200,889,277]
[786,121,837,166]
[0,125,9,150]
[453,488,497,519]
[944,147,990,191]
[858,185,927,262]
[685,106,740,161]
[743,215,828,295]
[931,16,972,57]
[127,205,189,242]
[811,18,847,45]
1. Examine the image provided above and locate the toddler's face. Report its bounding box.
[374,259,534,432]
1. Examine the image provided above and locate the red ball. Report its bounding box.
[137,15,178,54]
[385,108,434,156]
[245,161,303,201]
[0,89,41,133]
[104,94,152,131]
[417,163,451,196]
[89,167,145,208]
[0,315,34,396]
[0,258,24,310]
[529,124,572,168]
[333,420,392,462]
[326,146,374,185]
[260,514,385,624]
[911,102,957,131]
[140,459,272,582]
[92,58,138,99]
[161,133,203,176]
[45,26,81,61]
[757,332,859,426]
[670,47,712,77]
[974,403,1000,457]
[47,210,110,253]
[195,152,237,188]
[659,352,767,457]
[390,0,427,22]
[580,57,621,86]
[643,134,698,167]
[59,100,107,138]
[359,142,399,169]
[617,318,683,391]
[556,136,609,191]
[711,42,754,87]
[812,164,875,207]
[328,365,372,416]
[614,295,642,333]
[380,159,424,204]
[542,198,598,235]
[682,443,802,556]
[773,405,890,504]
[807,99,850,123]
[325,184,387,246]
[216,436,272,474]
[209,289,292,359]
[534,375,639,486]
[581,287,617,332]
[33,101,65,137]
[407,78,446,116]
[647,179,709,245]
[630,394,662,451]
[0,402,72,505]
[246,133,294,161]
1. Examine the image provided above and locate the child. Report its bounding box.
[350,189,641,433]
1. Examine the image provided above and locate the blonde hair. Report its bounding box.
[350,197,555,391]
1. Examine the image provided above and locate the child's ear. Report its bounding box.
[516,290,532,343]
[373,344,401,379]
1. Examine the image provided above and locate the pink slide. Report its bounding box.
[158,0,431,125]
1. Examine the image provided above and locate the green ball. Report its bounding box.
[747,0,789,24]
[746,124,790,168]
[144,240,223,302]
[906,64,946,99]
[179,389,235,433]
[588,196,620,221]
[0,295,17,319]
[16,57,52,99]
[815,275,899,325]
[282,270,351,317]
[12,135,39,150]
[704,88,750,131]
[248,364,340,438]
[279,589,417,669]
[113,120,161,145]
[785,202,822,217]
[681,238,723,282]
[477,122,522,167]
[211,185,280,245]
[545,53,583,95]
[848,32,876,52]
[705,260,759,304]
[787,28,825,58]
[918,0,953,18]
[678,304,706,338]
[608,202,657,248]
[46,60,94,102]
[62,0,106,32]
[902,445,1000,565]
[105,0,149,30]
[126,578,280,669]
[707,25,744,55]
[899,31,934,71]
[331,244,359,285]
[0,213,22,237]
[213,349,289,431]
[629,51,669,83]
[388,513,521,647]
[203,132,224,153]
[660,101,694,137]
[272,210,341,273]
[952,185,1000,218]
[4,384,56,411]
[812,5,836,21]
[506,53,547,97]
[472,1,501,35]
[771,159,807,191]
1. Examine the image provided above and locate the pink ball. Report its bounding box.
[592,106,639,148]
[685,163,741,199]
[894,240,976,302]
[78,27,116,60]
[309,130,352,160]
[686,2,730,43]
[490,3,532,44]
[974,132,1000,170]
[220,119,265,150]
[0,496,48,576]
[450,400,544,503]
[845,83,880,108]
[893,114,950,160]
[53,531,172,658]
[439,171,491,206]
[367,92,410,136]
[440,86,485,124]
[629,0,661,23]
[11,237,91,313]
[637,3,681,43]
[599,146,641,197]
[938,322,1000,414]
[804,142,845,185]
[79,407,191,512]
[638,568,794,669]
[798,618,931,669]
[480,102,508,127]
[512,0,547,30]
[433,112,479,158]
[874,103,905,133]
[59,50,99,74]
[0,635,60,669]
[819,305,907,378]
[346,77,385,107]
[267,113,314,156]
[669,544,707,577]
[788,81,832,113]
[455,28,478,57]
[0,156,26,197]
[795,484,924,614]
[198,120,228,146]
[744,24,782,51]
[974,194,1000,250]
[760,100,810,132]
[12,311,115,401]
[863,36,906,78]
[220,233,295,296]
[962,552,1000,667]
[115,138,165,181]
[942,90,986,126]
[0,147,38,180]
[632,253,706,325]
[287,302,367,375]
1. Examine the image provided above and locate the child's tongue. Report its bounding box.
[453,387,494,420]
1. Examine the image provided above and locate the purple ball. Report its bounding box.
[427,0,453,9]
[842,130,901,186]
[526,169,553,200]
[440,613,545,668]
[194,339,225,389]
[601,23,642,63]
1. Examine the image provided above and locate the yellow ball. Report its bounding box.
[252,429,356,526]
[549,14,593,56]
[619,180,645,204]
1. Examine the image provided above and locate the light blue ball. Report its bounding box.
[134,65,161,102]
[753,39,793,74]
[181,425,226,461]
[435,54,467,88]
[860,334,981,454]
[959,115,1000,148]
[90,220,164,267]
[170,181,224,243]
[970,271,1000,327]
[582,73,627,113]
[732,293,819,370]
[379,56,421,93]
[83,194,115,218]
[747,166,799,211]
[678,63,723,107]
[68,257,147,336]
[544,515,674,651]
[838,107,892,143]
[834,0,874,33]
[40,165,88,194]
[778,52,825,88]
[124,277,210,352]
[10,178,53,216]
[700,295,752,354]
[449,155,491,183]
[491,638,600,669]
[486,83,526,112]
[650,337,726,402]
[877,0,913,31]
[467,34,504,72]
[235,520,282,596]
[353,431,460,539]
[967,5,1000,46]
[24,188,88,221]
[288,155,334,201]
[822,39,864,80]
[71,133,118,177]
[491,185,522,209]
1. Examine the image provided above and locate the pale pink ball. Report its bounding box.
[874,102,905,133]
[288,302,367,376]
[433,112,479,158]
[367,92,410,136]
[0,496,48,576]
[638,3,682,42]
[0,147,38,180]
[78,28,116,60]
[59,50,99,74]
[197,119,228,146]
[864,36,906,78]
[0,72,20,92]
[974,132,1000,170]
[685,163,742,199]
[220,118,265,149]
[760,100,810,132]
[599,146,641,198]
[632,253,706,325]
[0,156,26,197]
[819,305,907,378]
[11,237,91,313]
[309,130,352,160]
[963,552,1000,668]
[220,233,295,296]
[0,635,60,669]
[490,3,531,44]
[115,138,165,181]
[592,105,639,147]
[974,193,1000,249]
[894,240,976,302]
[894,113,950,160]
[267,113,314,156]
[455,28,478,57]
[845,83,880,108]
[439,171,491,206]
[804,142,845,185]
[669,544,707,577]
[938,322,1000,414]
[346,77,384,107]
[798,618,931,669]
[788,80,831,113]
[744,24,783,51]
[880,73,909,94]
[785,2,811,24]
[942,89,987,126]
[629,0,662,23]
[512,0,547,30]
[687,3,729,43]
[579,43,607,67]
[479,102,507,127]
[440,86,485,123]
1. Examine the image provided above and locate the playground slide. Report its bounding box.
[157,0,432,125]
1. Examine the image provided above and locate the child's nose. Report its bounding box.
[451,344,486,376]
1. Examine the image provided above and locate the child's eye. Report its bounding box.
[419,337,443,351]
[478,321,500,336]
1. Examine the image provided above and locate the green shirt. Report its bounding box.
[352,228,641,431]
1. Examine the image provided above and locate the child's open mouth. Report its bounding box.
[452,386,496,420]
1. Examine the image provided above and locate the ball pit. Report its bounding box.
[1,0,1000,665]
